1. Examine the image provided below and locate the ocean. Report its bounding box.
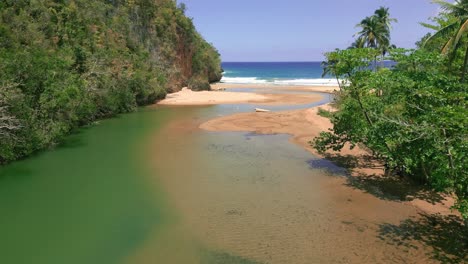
[220,61,338,86]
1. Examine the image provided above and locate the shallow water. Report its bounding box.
[137,105,433,264]
[219,88,333,112]
[0,90,457,263]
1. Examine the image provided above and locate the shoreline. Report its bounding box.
[211,82,339,94]
[157,85,328,106]
[156,83,457,217]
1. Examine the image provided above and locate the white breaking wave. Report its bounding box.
[221,77,340,86]
[273,78,339,86]
[220,77,268,84]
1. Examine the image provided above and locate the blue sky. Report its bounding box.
[182,0,441,62]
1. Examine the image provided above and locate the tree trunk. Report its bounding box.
[461,44,468,82]
[347,72,374,127]
[356,94,373,126]
[374,56,378,72]
[347,72,393,156]
[336,76,342,91]
[442,128,455,176]
[380,53,385,68]
[356,92,393,155]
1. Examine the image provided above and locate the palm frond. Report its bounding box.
[433,0,468,15]
[420,22,440,30]
[423,22,458,47]
[429,0,468,68]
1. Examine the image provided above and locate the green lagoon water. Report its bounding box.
[0,108,173,264]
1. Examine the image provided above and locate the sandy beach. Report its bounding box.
[158,86,327,106]
[158,84,341,159]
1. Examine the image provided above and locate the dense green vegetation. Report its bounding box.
[0,0,222,164]
[315,3,467,218]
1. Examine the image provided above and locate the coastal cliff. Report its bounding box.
[0,0,222,163]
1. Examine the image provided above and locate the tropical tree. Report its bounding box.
[355,15,388,49]
[316,48,468,219]
[354,7,396,68]
[374,7,397,30]
[373,7,397,56]
[423,0,468,81]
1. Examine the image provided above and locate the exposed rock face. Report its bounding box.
[166,22,222,92]
[167,40,222,91]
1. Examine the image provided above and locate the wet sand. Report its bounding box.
[211,83,339,94]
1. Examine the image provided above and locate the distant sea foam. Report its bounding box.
[220,77,339,86]
[220,62,339,86]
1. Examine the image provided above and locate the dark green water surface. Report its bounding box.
[0,108,173,264]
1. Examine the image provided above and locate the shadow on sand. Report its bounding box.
[202,250,262,264]
[318,153,467,262]
[378,213,467,263]
[321,153,446,204]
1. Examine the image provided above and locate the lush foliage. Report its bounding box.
[316,6,468,218]
[0,0,222,163]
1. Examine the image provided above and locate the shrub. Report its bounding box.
[188,76,211,91]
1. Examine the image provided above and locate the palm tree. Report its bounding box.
[355,16,388,48]
[423,0,468,81]
[373,7,397,57]
[355,15,389,69]
[374,7,397,30]
[354,7,396,69]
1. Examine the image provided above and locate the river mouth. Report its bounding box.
[0,88,462,263]
[134,90,440,263]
